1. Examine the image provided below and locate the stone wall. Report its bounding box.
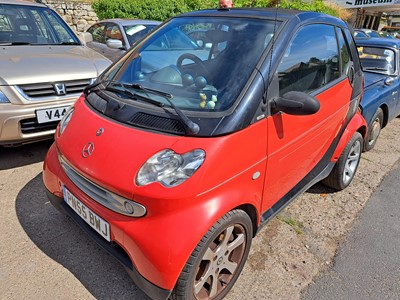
[43,0,98,32]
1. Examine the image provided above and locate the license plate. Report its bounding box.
[63,187,111,242]
[36,106,70,124]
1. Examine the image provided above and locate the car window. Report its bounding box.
[87,23,106,44]
[103,16,280,113]
[369,31,380,37]
[105,23,123,43]
[277,24,340,95]
[354,31,367,38]
[44,10,76,43]
[124,24,157,45]
[0,4,80,45]
[147,27,200,50]
[358,46,395,75]
[336,27,353,76]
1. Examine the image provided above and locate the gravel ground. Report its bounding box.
[1,118,400,300]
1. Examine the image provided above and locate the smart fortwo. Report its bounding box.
[43,8,367,300]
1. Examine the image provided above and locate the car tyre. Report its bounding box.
[364,108,383,152]
[172,209,252,300]
[322,132,363,191]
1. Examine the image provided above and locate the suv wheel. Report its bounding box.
[322,132,363,191]
[172,210,252,300]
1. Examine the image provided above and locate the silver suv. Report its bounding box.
[0,0,111,146]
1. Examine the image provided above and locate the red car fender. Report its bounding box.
[331,110,367,162]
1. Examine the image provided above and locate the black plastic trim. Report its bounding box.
[258,161,335,231]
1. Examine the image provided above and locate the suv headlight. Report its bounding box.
[0,91,10,103]
[58,108,74,136]
[136,149,206,187]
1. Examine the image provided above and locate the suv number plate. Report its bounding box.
[63,187,111,242]
[36,106,70,124]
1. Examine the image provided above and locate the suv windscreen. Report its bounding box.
[100,17,280,113]
[0,3,80,45]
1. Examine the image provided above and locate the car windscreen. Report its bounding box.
[0,4,80,45]
[123,24,158,45]
[358,46,396,75]
[102,16,280,113]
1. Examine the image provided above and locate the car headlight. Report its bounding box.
[58,108,74,136]
[136,149,206,187]
[0,90,10,103]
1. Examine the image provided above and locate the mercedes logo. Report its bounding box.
[82,142,95,158]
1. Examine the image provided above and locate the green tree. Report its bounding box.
[91,0,349,21]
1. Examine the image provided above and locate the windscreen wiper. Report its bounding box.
[84,79,164,108]
[107,82,165,107]
[130,83,200,135]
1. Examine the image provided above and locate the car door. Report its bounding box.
[262,24,355,212]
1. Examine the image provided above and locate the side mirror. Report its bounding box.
[271,91,320,115]
[79,32,93,45]
[106,39,124,50]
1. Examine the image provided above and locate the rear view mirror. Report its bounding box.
[272,91,320,115]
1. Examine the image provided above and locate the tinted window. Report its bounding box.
[277,24,340,95]
[88,23,105,43]
[336,27,352,76]
[105,23,123,43]
[0,4,80,45]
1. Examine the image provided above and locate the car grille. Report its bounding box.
[20,118,58,134]
[17,79,92,100]
[59,156,146,218]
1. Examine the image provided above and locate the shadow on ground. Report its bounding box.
[15,174,151,300]
[0,140,53,170]
[306,182,337,195]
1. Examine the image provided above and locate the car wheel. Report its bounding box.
[172,210,252,300]
[364,108,383,152]
[322,132,363,191]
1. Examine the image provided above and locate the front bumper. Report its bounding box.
[0,100,76,145]
[45,190,172,300]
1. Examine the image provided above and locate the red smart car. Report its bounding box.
[43,8,367,300]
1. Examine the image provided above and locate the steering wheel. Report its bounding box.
[176,53,210,81]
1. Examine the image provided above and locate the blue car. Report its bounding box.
[356,38,400,151]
